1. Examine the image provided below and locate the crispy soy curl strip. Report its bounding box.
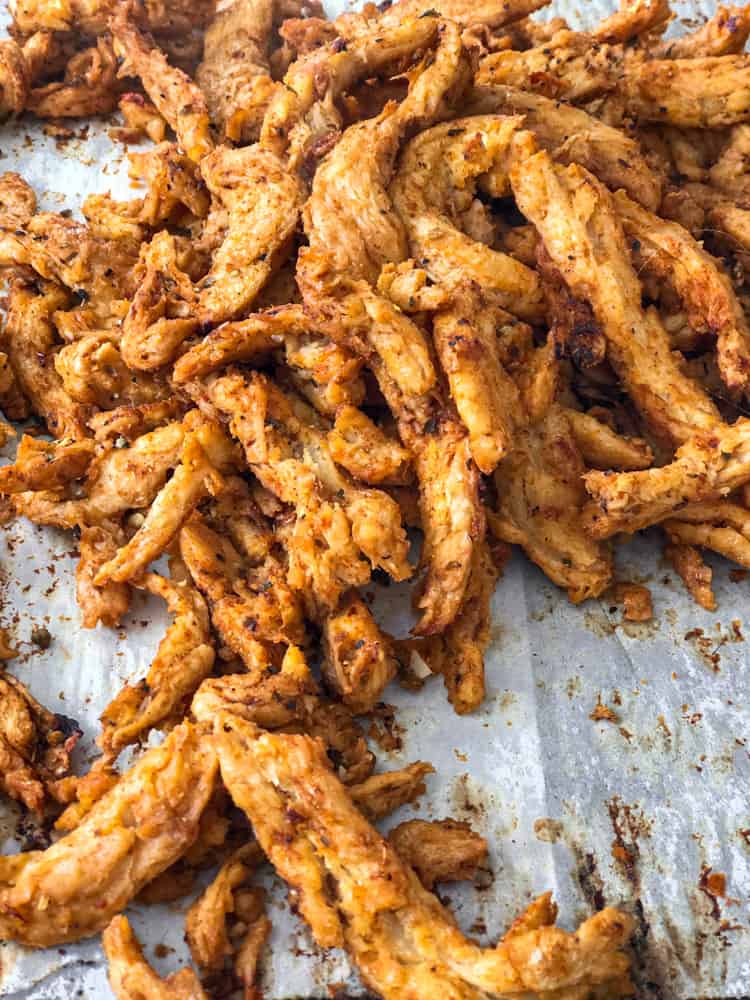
[380,0,549,30]
[564,409,653,472]
[0,436,94,495]
[0,38,29,117]
[196,145,305,326]
[93,418,236,586]
[328,406,411,485]
[582,421,750,537]
[201,372,412,605]
[174,306,300,382]
[99,572,215,758]
[622,55,750,128]
[185,842,266,972]
[0,251,132,344]
[196,0,277,143]
[614,189,750,393]
[0,672,80,815]
[664,513,750,571]
[9,0,215,37]
[2,279,89,439]
[491,404,613,602]
[322,589,398,714]
[591,0,671,43]
[432,283,526,475]
[213,716,635,999]
[474,0,668,95]
[706,124,750,206]
[87,399,186,445]
[466,84,662,211]
[297,250,436,411]
[191,645,374,785]
[54,333,167,411]
[12,418,187,533]
[349,761,434,821]
[260,12,452,165]
[510,151,720,446]
[120,231,198,372]
[654,4,750,58]
[111,6,214,162]
[390,116,544,322]
[27,37,120,119]
[173,305,366,418]
[76,524,131,629]
[664,541,716,611]
[304,17,470,284]
[0,208,137,319]
[413,418,484,635]
[474,29,619,104]
[298,16,471,447]
[82,142,209,246]
[0,723,216,947]
[103,916,209,1000]
[467,309,614,604]
[405,539,501,714]
[388,819,487,890]
[662,497,750,565]
[179,490,306,670]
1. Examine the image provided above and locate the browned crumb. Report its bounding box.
[387,818,488,889]
[612,582,653,622]
[107,127,146,145]
[590,695,620,724]
[42,122,75,141]
[366,704,403,753]
[30,625,52,649]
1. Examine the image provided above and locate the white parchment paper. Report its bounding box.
[0,0,748,996]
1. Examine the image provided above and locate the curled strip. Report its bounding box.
[104,916,209,1000]
[391,116,544,322]
[583,421,750,537]
[615,189,750,393]
[99,572,215,757]
[0,723,217,947]
[510,150,720,446]
[213,715,635,999]
[111,5,214,162]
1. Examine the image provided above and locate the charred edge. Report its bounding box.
[572,845,606,912]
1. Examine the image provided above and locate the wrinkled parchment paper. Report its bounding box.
[0,0,748,996]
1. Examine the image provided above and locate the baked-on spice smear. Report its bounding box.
[0,0,748,993]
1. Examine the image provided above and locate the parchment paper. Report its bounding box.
[0,0,748,996]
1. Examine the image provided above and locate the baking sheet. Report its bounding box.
[0,0,749,995]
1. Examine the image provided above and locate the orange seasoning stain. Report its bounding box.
[611,842,634,866]
[699,866,727,899]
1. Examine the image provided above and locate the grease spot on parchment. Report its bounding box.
[450,773,487,821]
[565,675,582,699]
[533,817,563,843]
[584,608,616,638]
[497,690,517,711]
